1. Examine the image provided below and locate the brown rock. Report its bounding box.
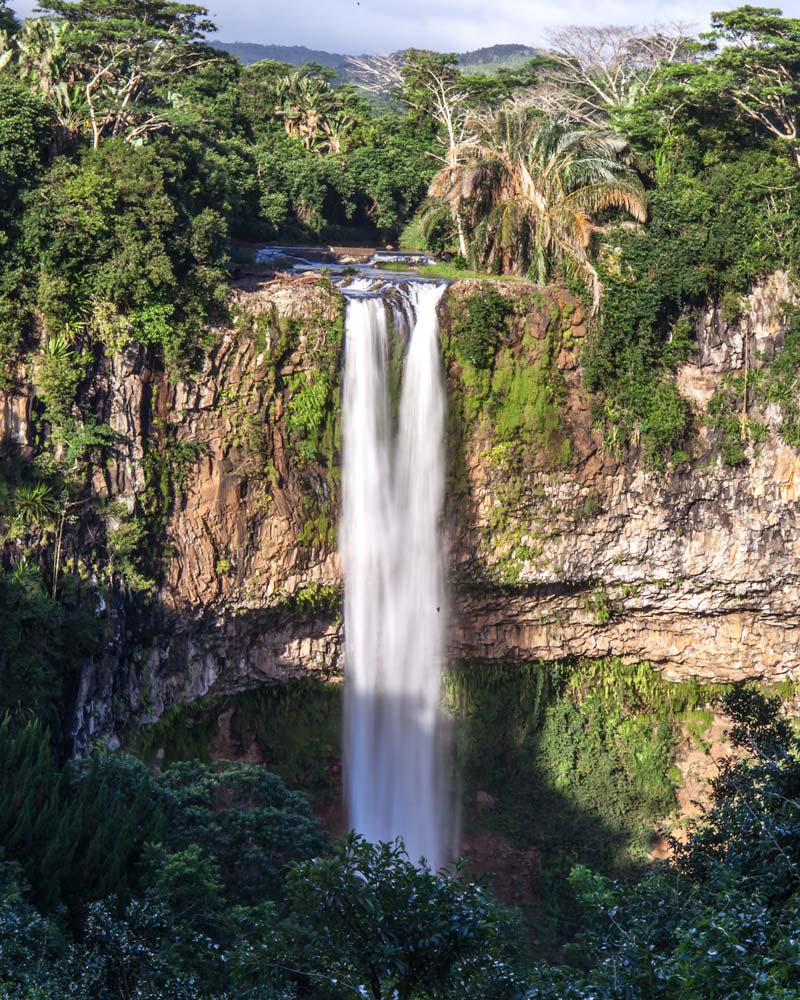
[4,273,799,751]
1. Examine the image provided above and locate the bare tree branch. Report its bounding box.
[522,22,697,124]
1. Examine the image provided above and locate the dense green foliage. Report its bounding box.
[124,662,715,960]
[0,717,523,999]
[23,141,230,369]
[271,835,524,1000]
[157,760,326,904]
[0,717,157,915]
[452,286,512,369]
[578,10,800,465]
[0,562,101,718]
[525,687,800,998]
[585,144,800,465]
[3,680,799,998]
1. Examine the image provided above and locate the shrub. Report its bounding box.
[454,287,512,369]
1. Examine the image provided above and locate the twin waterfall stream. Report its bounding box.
[340,278,453,869]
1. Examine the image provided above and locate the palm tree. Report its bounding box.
[0,19,87,148]
[273,72,353,153]
[0,481,58,550]
[318,109,354,154]
[13,482,58,527]
[428,108,647,308]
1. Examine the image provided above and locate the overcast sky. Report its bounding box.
[9,0,800,53]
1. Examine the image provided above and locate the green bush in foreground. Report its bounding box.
[526,687,800,999]
[1,687,799,999]
[274,835,524,1000]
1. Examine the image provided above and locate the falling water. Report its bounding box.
[341,280,451,869]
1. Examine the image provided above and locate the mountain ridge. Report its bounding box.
[209,40,539,72]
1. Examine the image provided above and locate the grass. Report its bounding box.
[417,262,525,281]
[373,258,528,282]
[373,261,414,272]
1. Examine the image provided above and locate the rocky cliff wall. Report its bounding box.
[444,274,800,683]
[2,271,798,750]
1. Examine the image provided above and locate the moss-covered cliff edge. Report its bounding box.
[2,272,798,751]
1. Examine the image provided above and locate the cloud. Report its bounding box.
[9,0,800,54]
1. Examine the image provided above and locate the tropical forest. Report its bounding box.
[1,0,800,997]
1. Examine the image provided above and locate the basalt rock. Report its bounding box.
[2,272,798,750]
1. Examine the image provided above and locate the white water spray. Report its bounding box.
[341,281,451,868]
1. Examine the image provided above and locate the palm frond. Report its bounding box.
[426,103,644,301]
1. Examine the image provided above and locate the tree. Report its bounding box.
[0,2,16,34]
[272,71,354,153]
[63,901,195,1000]
[34,0,218,148]
[4,17,89,147]
[706,6,800,167]
[21,140,230,369]
[273,835,523,1000]
[0,75,51,213]
[0,73,52,377]
[0,561,102,716]
[237,58,300,138]
[0,862,65,998]
[529,23,695,124]
[0,720,157,913]
[428,108,646,307]
[157,760,327,904]
[348,50,474,253]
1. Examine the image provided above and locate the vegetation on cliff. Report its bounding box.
[527,687,800,999]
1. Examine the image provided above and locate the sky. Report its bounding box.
[9,0,800,54]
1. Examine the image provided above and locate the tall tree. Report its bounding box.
[349,50,474,253]
[272,71,354,152]
[428,108,646,306]
[275,835,523,1000]
[0,18,88,146]
[706,6,800,167]
[35,0,219,148]
[530,23,695,125]
[0,2,17,33]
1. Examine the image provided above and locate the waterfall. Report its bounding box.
[341,280,451,869]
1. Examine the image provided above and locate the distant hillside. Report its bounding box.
[208,41,353,69]
[210,41,540,75]
[458,44,539,66]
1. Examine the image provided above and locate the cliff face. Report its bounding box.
[73,275,347,751]
[444,274,800,683]
[2,272,798,749]
[451,445,800,681]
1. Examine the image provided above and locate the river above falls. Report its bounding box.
[254,244,445,284]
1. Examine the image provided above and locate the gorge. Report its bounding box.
[4,260,799,911]
[3,4,800,993]
[5,267,792,758]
